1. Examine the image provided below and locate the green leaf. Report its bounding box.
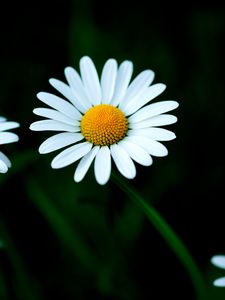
[0,149,38,187]
[0,221,41,300]
[26,177,99,272]
[0,263,7,300]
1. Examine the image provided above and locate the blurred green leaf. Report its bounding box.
[0,221,40,300]
[0,266,7,300]
[26,177,100,272]
[114,200,144,243]
[0,149,38,187]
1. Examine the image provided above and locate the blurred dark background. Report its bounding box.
[0,0,225,299]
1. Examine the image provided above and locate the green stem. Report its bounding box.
[111,172,208,300]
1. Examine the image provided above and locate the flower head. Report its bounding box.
[30,56,178,185]
[211,255,225,287]
[0,116,20,173]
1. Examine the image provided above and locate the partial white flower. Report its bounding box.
[211,255,225,287]
[30,56,179,185]
[0,117,20,173]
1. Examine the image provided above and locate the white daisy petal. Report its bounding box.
[129,114,177,129]
[0,118,19,173]
[0,160,8,173]
[128,128,176,141]
[80,56,102,105]
[49,78,77,106]
[213,277,225,287]
[119,139,153,166]
[39,132,83,154]
[110,144,136,179]
[119,70,155,111]
[126,136,168,157]
[74,146,100,182]
[30,120,80,132]
[51,142,92,169]
[110,60,133,106]
[124,84,167,116]
[37,92,82,120]
[0,132,19,144]
[0,121,20,131]
[101,59,117,104]
[31,57,178,184]
[33,108,78,126]
[0,151,11,168]
[94,146,111,185]
[64,67,92,112]
[129,100,179,123]
[211,256,225,270]
[0,117,7,122]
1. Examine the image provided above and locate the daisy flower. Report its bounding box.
[0,116,20,173]
[211,255,225,287]
[30,56,178,185]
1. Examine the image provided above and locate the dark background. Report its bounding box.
[0,0,225,299]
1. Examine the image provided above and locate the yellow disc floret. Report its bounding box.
[80,104,128,146]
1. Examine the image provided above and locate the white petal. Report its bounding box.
[124,84,167,116]
[126,136,168,157]
[213,277,225,287]
[51,142,92,169]
[211,256,225,269]
[129,100,179,123]
[0,121,20,131]
[37,92,82,120]
[129,114,177,129]
[110,60,133,106]
[0,160,8,173]
[0,132,19,144]
[30,120,80,132]
[0,151,11,168]
[49,78,77,106]
[118,139,152,166]
[0,117,7,122]
[39,132,83,154]
[64,67,92,112]
[33,108,78,126]
[74,146,100,182]
[94,146,111,185]
[110,144,136,179]
[128,128,176,141]
[80,56,101,105]
[119,70,155,111]
[101,59,117,104]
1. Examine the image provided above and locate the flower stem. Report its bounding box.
[111,172,208,300]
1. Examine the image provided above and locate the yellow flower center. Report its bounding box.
[80,104,128,146]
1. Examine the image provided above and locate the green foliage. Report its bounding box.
[1,1,225,299]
